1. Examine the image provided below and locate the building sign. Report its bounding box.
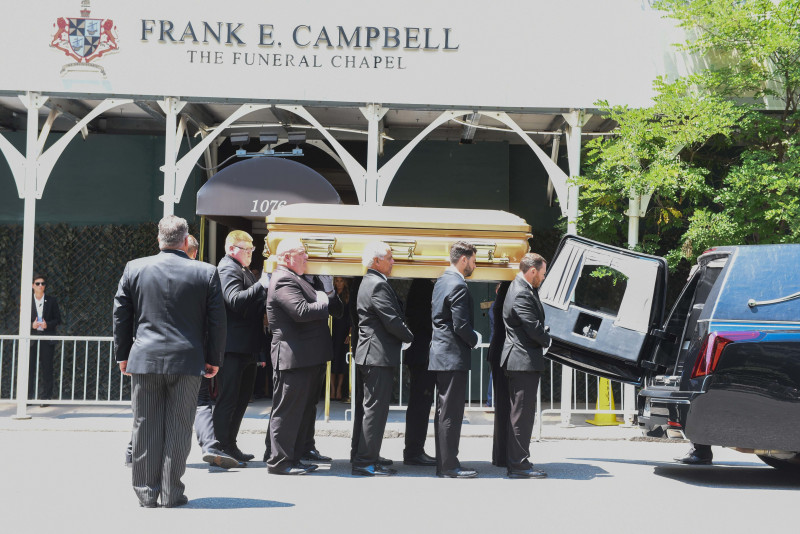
[1,0,692,109]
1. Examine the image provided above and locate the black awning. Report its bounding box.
[196,157,341,228]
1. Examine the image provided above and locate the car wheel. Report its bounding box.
[757,454,800,473]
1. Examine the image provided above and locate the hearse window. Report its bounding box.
[540,241,663,334]
[572,265,628,316]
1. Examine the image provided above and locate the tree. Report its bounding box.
[578,0,800,269]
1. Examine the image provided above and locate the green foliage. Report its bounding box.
[578,0,800,270]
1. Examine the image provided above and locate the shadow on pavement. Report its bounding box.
[186,462,268,471]
[571,456,765,468]
[299,460,609,480]
[184,497,294,509]
[653,464,800,489]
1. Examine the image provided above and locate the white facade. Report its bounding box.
[2,0,692,109]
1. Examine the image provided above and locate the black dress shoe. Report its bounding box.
[438,468,478,479]
[302,449,332,463]
[162,495,189,508]
[377,456,394,466]
[675,448,713,465]
[352,464,397,476]
[203,449,240,469]
[223,447,252,463]
[507,467,548,479]
[230,446,255,462]
[404,452,437,466]
[295,461,319,472]
[139,501,158,508]
[268,464,314,475]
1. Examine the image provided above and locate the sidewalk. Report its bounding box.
[0,398,643,440]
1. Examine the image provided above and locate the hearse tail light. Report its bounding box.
[690,331,761,379]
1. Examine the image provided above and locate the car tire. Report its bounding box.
[757,454,800,473]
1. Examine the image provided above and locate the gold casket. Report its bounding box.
[263,203,532,281]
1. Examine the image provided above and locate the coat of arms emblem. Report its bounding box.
[50,0,118,76]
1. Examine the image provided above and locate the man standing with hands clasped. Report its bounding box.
[501,252,551,479]
[429,241,482,478]
[352,241,414,476]
[113,215,226,508]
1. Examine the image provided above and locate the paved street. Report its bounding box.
[1,402,798,534]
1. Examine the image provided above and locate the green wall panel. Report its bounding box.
[0,132,201,225]
[381,140,509,210]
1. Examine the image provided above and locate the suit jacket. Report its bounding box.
[31,293,61,339]
[217,254,268,355]
[428,270,478,371]
[355,270,414,367]
[113,249,226,375]
[486,281,511,366]
[267,266,341,370]
[403,278,434,367]
[500,275,551,371]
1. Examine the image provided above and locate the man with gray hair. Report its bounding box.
[352,241,414,476]
[266,238,339,475]
[114,215,226,507]
[500,252,550,479]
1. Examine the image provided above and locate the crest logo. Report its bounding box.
[50,0,118,76]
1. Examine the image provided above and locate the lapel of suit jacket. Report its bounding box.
[368,269,399,308]
[531,286,544,318]
[285,267,316,299]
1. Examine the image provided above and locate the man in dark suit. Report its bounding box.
[402,278,438,466]
[429,241,480,478]
[487,281,511,468]
[123,236,239,470]
[352,242,414,476]
[214,230,269,464]
[266,238,336,475]
[501,252,550,479]
[261,272,340,465]
[29,274,61,402]
[113,215,226,508]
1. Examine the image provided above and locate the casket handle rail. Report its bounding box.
[277,236,508,265]
[301,236,337,257]
[472,241,498,263]
[385,239,417,260]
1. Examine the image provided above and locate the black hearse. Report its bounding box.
[540,236,800,471]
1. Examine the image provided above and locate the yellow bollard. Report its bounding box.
[586,377,621,426]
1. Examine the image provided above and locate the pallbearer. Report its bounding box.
[500,253,551,479]
[352,241,414,476]
[429,241,481,478]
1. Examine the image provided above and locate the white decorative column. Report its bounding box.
[360,103,388,205]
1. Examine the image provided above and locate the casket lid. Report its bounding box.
[267,203,531,233]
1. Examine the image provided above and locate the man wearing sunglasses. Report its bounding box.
[30,274,61,403]
[214,230,270,464]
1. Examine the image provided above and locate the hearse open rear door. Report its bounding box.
[539,236,669,385]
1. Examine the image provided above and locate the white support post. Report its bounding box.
[563,110,591,236]
[360,104,389,205]
[14,92,47,419]
[158,97,187,217]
